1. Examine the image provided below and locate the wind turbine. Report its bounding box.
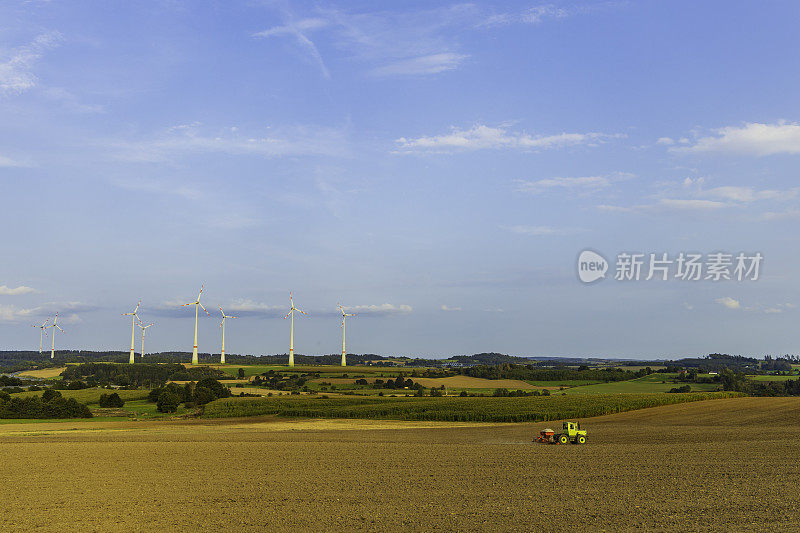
[31,317,50,354]
[137,318,154,359]
[218,306,237,364]
[282,292,306,367]
[181,285,210,365]
[46,313,64,359]
[122,301,140,364]
[338,304,356,367]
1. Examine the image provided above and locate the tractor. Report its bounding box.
[535,421,587,444]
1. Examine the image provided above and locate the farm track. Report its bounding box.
[1,397,799,531]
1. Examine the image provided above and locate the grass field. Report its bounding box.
[9,388,150,405]
[747,374,799,382]
[0,396,798,530]
[204,392,741,422]
[16,367,67,379]
[564,373,720,394]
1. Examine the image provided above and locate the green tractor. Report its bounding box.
[536,421,587,444]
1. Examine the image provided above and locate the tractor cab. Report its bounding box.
[563,421,581,436]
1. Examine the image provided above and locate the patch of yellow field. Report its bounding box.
[16,367,66,379]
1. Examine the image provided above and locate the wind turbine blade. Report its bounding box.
[197,284,204,300]
[199,302,211,316]
[56,325,64,332]
[229,315,237,319]
[180,302,194,307]
[282,311,291,320]
[134,301,140,314]
[296,308,307,315]
[219,305,224,316]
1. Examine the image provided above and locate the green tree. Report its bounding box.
[157,391,180,413]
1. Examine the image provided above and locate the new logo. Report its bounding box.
[577,250,608,283]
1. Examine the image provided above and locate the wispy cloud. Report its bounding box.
[440,304,462,312]
[674,122,800,156]
[0,301,96,323]
[0,285,37,295]
[340,303,412,316]
[254,17,331,79]
[0,31,62,96]
[370,52,468,77]
[254,3,589,78]
[478,4,570,27]
[516,173,634,195]
[105,123,350,163]
[716,296,740,310]
[395,124,619,153]
[225,299,286,318]
[0,155,29,167]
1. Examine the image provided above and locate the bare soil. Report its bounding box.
[1,397,798,531]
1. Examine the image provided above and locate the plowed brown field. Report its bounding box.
[1,397,798,531]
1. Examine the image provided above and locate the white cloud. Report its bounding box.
[370,53,468,77]
[0,304,39,322]
[676,122,800,156]
[516,174,635,195]
[340,303,412,316]
[479,5,569,27]
[0,301,94,323]
[440,305,462,312]
[658,198,728,210]
[253,18,331,79]
[700,186,790,203]
[764,307,783,314]
[0,284,36,295]
[107,123,350,162]
[40,87,104,113]
[0,155,29,167]
[656,137,675,145]
[761,209,800,221]
[0,31,62,96]
[505,225,580,236]
[395,124,619,153]
[716,297,740,310]
[225,299,286,318]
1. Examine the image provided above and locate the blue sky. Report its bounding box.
[1,0,799,359]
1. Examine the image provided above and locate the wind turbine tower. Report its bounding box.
[122,301,140,364]
[181,285,210,365]
[338,304,356,367]
[137,318,154,359]
[31,317,50,354]
[46,313,64,359]
[282,292,306,367]
[218,306,237,364]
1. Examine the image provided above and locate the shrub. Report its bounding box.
[193,387,216,405]
[98,392,125,408]
[156,391,180,413]
[42,389,62,402]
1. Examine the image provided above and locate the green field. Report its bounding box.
[526,380,601,387]
[564,374,720,394]
[747,374,799,382]
[204,391,741,422]
[9,388,150,404]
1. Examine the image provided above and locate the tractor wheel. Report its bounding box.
[577,435,586,445]
[558,434,569,445]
